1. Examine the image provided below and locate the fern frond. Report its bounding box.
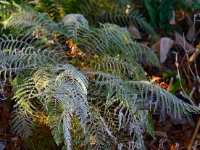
[92,56,146,80]
[32,0,80,21]
[83,106,116,150]
[62,14,88,27]
[34,0,63,20]
[129,81,199,116]
[85,72,147,149]
[63,111,72,150]
[11,78,37,139]
[12,1,39,14]
[3,12,60,38]
[4,12,52,34]
[11,109,36,139]
[78,0,103,25]
[68,23,159,67]
[4,12,159,68]
[0,45,61,71]
[86,71,199,149]
[33,64,88,147]
[0,33,65,86]
[100,23,160,66]
[79,1,157,38]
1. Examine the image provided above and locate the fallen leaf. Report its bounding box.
[151,37,174,64]
[154,131,168,139]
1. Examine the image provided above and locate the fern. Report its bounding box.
[92,56,146,80]
[3,12,159,67]
[33,64,88,148]
[84,106,116,150]
[10,0,157,39]
[86,72,198,149]
[0,32,65,86]
[1,12,199,150]
[31,0,80,21]
[0,1,18,21]
[78,0,157,38]
[129,81,198,122]
[11,77,37,139]
[85,72,149,149]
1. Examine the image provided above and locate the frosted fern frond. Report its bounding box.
[85,72,148,149]
[85,72,199,149]
[62,14,88,27]
[83,106,116,150]
[85,72,135,106]
[129,81,199,118]
[86,72,129,92]
[63,111,72,150]
[92,56,146,80]
[3,12,80,52]
[4,12,159,68]
[0,33,65,69]
[3,12,70,38]
[0,33,65,86]
[11,78,37,139]
[33,64,88,147]
[4,12,46,34]
[69,23,159,67]
[100,23,160,66]
[34,64,88,94]
[11,109,36,139]
[0,46,61,71]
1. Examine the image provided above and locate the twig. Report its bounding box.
[188,44,200,64]
[187,117,200,150]
[179,91,195,105]
[182,67,191,86]
[189,87,196,99]
[174,52,196,105]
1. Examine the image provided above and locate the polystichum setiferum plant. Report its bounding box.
[1,11,199,150]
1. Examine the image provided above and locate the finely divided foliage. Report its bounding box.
[1,12,199,150]
[78,0,157,38]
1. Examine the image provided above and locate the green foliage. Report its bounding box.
[170,78,185,95]
[162,72,176,78]
[141,0,176,25]
[144,113,155,138]
[0,1,18,21]
[1,8,199,150]
[141,0,200,35]
[161,72,186,95]
[78,0,157,39]
[30,0,79,21]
